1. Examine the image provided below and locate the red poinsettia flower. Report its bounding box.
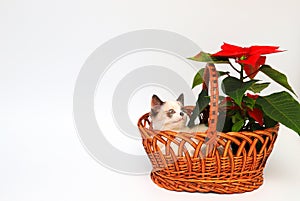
[212,43,283,79]
[245,93,263,125]
[240,55,266,79]
[246,93,259,99]
[247,108,264,126]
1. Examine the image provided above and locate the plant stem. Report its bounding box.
[228,60,240,74]
[240,65,244,81]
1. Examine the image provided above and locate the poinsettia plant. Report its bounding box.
[188,43,300,136]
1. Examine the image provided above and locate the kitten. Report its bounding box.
[150,94,208,132]
[150,94,208,156]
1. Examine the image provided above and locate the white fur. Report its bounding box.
[151,100,187,131]
[151,100,208,133]
[150,95,209,156]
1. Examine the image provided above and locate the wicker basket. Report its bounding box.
[137,63,279,194]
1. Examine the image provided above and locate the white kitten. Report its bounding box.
[150,94,209,156]
[150,94,207,132]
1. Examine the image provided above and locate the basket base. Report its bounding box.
[150,171,264,194]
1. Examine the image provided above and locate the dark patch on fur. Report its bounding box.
[176,93,184,105]
[166,109,175,118]
[166,112,173,118]
[150,104,165,117]
[151,95,165,118]
[151,95,164,107]
[150,108,159,117]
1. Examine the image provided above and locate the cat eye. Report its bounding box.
[167,109,176,114]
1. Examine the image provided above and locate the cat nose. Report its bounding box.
[180,112,184,116]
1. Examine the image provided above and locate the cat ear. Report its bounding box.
[177,93,184,105]
[151,95,164,108]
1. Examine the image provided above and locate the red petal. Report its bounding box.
[213,43,284,58]
[243,65,257,79]
[224,97,233,102]
[212,43,249,57]
[238,54,261,66]
[238,55,266,78]
[230,106,240,110]
[256,55,266,66]
[249,45,283,55]
[247,93,259,99]
[248,108,264,126]
[221,43,245,51]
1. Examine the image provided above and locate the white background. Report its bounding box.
[1,0,300,201]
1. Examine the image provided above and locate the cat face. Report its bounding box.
[150,94,187,131]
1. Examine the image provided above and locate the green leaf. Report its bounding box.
[187,89,210,127]
[232,111,243,123]
[232,119,245,132]
[256,91,300,135]
[192,68,205,88]
[192,68,229,89]
[263,114,278,128]
[218,95,226,101]
[243,96,256,110]
[222,77,258,107]
[188,51,230,64]
[249,82,270,93]
[260,65,297,96]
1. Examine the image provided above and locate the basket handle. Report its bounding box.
[203,63,219,146]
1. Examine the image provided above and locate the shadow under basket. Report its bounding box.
[137,64,279,194]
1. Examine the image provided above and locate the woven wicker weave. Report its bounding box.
[137,63,279,194]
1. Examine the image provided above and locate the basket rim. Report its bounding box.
[138,112,280,135]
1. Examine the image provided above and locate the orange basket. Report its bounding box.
[137,63,278,194]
